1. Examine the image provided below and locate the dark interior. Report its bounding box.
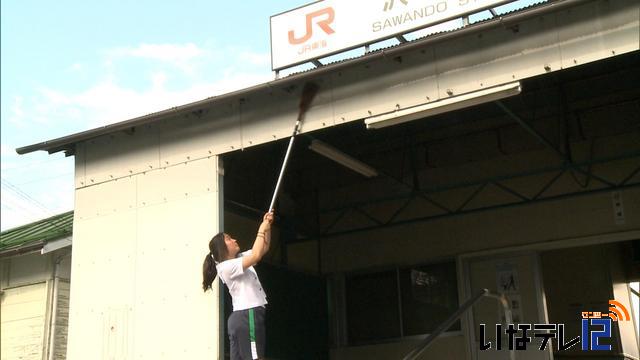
[223,50,639,244]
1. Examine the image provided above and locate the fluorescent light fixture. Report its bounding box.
[365,82,522,129]
[308,140,379,178]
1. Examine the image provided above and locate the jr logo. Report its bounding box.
[288,7,335,45]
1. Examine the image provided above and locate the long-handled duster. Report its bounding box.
[268,82,319,211]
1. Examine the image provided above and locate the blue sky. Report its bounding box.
[1,0,540,230]
[1,0,309,230]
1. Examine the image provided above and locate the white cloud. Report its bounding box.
[129,43,205,62]
[12,96,24,117]
[0,186,48,228]
[33,67,271,129]
[151,71,168,89]
[9,96,25,126]
[1,42,274,230]
[0,153,74,231]
[108,43,208,74]
[239,51,271,66]
[0,176,73,231]
[1,143,14,156]
[69,63,84,72]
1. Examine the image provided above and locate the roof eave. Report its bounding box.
[0,241,45,258]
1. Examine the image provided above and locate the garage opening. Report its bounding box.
[220,50,639,359]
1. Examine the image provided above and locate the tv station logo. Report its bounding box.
[580,300,631,351]
[479,299,631,351]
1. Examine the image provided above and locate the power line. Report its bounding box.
[1,177,51,214]
[1,156,70,172]
[15,172,74,186]
[1,177,70,233]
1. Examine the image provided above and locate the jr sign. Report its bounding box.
[270,0,512,70]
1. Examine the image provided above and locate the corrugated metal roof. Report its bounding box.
[288,0,549,75]
[0,211,73,255]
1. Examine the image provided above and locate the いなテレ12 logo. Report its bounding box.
[581,300,631,351]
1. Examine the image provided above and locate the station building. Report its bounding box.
[5,0,640,359]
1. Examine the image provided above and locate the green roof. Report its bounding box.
[0,211,73,255]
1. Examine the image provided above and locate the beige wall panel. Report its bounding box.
[82,125,160,186]
[557,0,640,69]
[329,51,440,124]
[136,160,217,208]
[74,142,86,189]
[66,211,137,360]
[1,282,47,360]
[330,334,465,360]
[242,81,338,137]
[297,88,338,135]
[434,0,638,97]
[237,95,297,148]
[3,253,50,287]
[336,0,639,106]
[75,174,136,220]
[158,102,241,163]
[134,193,219,359]
[434,15,561,97]
[67,156,220,359]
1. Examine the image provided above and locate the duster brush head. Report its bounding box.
[298,82,320,116]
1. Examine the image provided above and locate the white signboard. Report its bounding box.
[270,0,512,70]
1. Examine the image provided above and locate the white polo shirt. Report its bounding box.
[216,250,268,311]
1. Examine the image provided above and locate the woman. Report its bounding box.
[202,212,273,360]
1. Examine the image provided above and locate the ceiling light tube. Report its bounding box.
[365,82,522,129]
[308,140,379,178]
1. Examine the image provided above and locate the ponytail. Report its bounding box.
[202,232,227,292]
[202,253,217,291]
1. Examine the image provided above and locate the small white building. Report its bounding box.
[1,212,73,360]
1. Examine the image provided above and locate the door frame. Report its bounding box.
[459,250,550,360]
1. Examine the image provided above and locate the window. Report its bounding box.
[399,262,460,336]
[345,261,459,344]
